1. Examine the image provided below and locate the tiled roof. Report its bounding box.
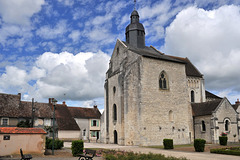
[205,90,222,100]
[191,99,222,116]
[55,104,80,131]
[0,93,52,118]
[68,106,101,119]
[0,127,46,134]
[167,56,203,78]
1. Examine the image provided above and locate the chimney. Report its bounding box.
[236,99,240,105]
[63,101,66,105]
[93,105,97,109]
[18,93,21,101]
[49,98,52,104]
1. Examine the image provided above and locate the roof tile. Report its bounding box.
[0,127,46,134]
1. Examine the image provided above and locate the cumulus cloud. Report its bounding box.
[0,51,110,103]
[0,0,45,25]
[163,5,240,101]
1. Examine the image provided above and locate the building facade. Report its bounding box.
[68,105,101,142]
[102,9,239,146]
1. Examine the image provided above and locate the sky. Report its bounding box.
[0,0,240,112]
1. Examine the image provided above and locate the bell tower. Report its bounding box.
[125,8,145,48]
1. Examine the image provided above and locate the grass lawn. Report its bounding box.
[145,143,240,152]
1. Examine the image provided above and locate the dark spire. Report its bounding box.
[134,0,136,10]
[125,8,145,48]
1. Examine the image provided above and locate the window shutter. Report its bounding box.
[97,120,99,127]
[91,120,93,126]
[91,131,93,137]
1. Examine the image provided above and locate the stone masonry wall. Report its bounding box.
[123,56,193,146]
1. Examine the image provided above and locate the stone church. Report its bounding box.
[101,9,239,146]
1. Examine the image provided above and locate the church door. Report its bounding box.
[114,130,118,144]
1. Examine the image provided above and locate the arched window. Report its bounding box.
[191,90,195,102]
[169,110,173,122]
[113,86,116,94]
[202,120,206,132]
[159,71,168,89]
[113,104,117,121]
[114,130,118,144]
[225,120,229,131]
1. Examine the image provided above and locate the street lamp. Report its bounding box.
[52,98,57,155]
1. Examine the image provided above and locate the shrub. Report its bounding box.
[45,137,63,149]
[103,151,188,160]
[17,119,31,128]
[71,140,84,157]
[163,139,174,149]
[194,139,206,152]
[219,136,228,146]
[210,147,240,156]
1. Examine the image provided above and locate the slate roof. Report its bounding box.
[0,93,53,118]
[191,99,222,116]
[205,90,222,100]
[232,104,239,111]
[121,41,203,78]
[0,127,46,134]
[122,42,185,64]
[68,106,101,119]
[55,104,80,131]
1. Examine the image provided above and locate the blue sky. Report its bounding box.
[0,0,240,112]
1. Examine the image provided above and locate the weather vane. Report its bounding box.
[134,0,136,10]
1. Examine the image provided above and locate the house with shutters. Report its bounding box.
[68,105,101,142]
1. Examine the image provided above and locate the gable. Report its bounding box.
[214,98,237,122]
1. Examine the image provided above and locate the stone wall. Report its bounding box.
[215,99,238,142]
[187,77,206,103]
[194,115,212,143]
[135,57,193,146]
[104,40,194,146]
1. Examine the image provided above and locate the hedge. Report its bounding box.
[194,139,206,152]
[45,137,63,149]
[163,139,174,149]
[210,147,240,156]
[219,136,228,146]
[71,140,84,157]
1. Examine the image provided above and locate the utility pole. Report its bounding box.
[31,98,34,127]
